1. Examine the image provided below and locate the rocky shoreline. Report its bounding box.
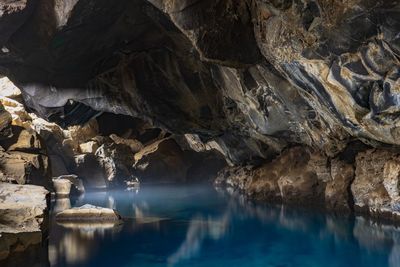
[215,145,400,222]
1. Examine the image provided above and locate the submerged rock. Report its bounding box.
[56,204,122,222]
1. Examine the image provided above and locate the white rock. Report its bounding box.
[52,178,72,196]
[0,183,49,233]
[56,204,122,221]
[79,141,99,154]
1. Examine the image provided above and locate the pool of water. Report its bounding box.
[48,184,400,267]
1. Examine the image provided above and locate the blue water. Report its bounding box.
[49,185,399,267]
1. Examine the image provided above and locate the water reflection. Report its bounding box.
[42,185,400,267]
[168,213,230,266]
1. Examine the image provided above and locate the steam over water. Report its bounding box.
[49,185,399,267]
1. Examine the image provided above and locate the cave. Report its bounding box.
[1,1,400,266]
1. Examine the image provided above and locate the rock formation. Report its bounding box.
[0,1,399,217]
[0,183,49,233]
[56,204,122,222]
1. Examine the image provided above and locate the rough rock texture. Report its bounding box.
[0,124,51,187]
[325,159,354,211]
[1,0,398,163]
[0,1,400,215]
[56,204,122,222]
[351,149,400,219]
[216,146,332,205]
[0,183,49,233]
[52,178,71,197]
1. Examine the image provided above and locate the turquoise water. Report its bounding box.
[49,185,399,267]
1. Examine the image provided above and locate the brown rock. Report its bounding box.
[64,119,99,151]
[0,103,12,140]
[0,126,45,154]
[216,146,329,205]
[0,183,49,233]
[325,159,354,211]
[351,149,400,218]
[0,150,50,187]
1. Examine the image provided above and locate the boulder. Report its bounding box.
[55,204,122,222]
[0,149,51,187]
[0,183,49,233]
[52,178,71,197]
[52,174,84,196]
[64,119,99,152]
[0,90,31,128]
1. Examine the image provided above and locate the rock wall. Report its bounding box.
[0,1,399,217]
[216,146,400,219]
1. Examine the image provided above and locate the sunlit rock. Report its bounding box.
[0,77,21,99]
[53,178,72,197]
[0,127,51,187]
[0,183,49,233]
[56,204,122,222]
[109,134,143,153]
[79,141,99,154]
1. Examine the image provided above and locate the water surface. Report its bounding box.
[49,185,400,267]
